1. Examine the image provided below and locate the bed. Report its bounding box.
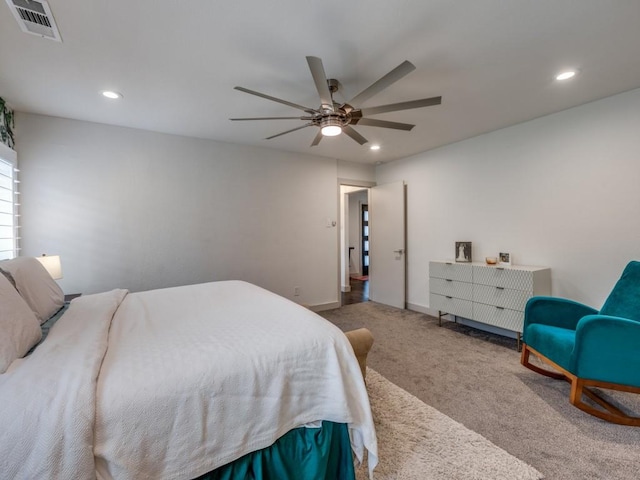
[0,257,378,479]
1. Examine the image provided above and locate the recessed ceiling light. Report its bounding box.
[101,90,122,99]
[555,70,577,81]
[370,145,381,151]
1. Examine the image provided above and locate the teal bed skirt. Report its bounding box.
[195,421,356,480]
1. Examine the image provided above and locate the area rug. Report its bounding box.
[357,369,543,480]
[351,275,369,281]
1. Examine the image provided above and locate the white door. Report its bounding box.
[369,181,406,308]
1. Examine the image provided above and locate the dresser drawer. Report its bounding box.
[473,265,533,291]
[430,293,473,319]
[473,284,530,311]
[430,278,473,301]
[473,302,524,332]
[429,262,473,282]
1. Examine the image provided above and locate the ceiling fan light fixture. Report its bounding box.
[232,56,442,147]
[321,125,342,136]
[320,116,343,136]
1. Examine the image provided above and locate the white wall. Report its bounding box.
[18,88,640,313]
[337,160,376,185]
[16,113,347,308]
[376,88,640,312]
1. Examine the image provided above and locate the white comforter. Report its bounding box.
[0,281,377,480]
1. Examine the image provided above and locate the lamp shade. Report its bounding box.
[36,255,63,280]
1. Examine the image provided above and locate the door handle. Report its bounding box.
[393,249,405,254]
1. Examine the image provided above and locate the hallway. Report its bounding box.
[341,278,369,305]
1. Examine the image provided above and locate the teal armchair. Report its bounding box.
[521,261,640,426]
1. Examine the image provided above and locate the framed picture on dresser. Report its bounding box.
[499,252,512,266]
[455,242,472,263]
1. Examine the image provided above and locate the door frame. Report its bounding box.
[337,179,376,306]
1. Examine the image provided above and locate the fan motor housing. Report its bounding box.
[317,114,348,129]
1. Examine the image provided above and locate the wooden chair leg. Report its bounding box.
[569,377,640,427]
[520,344,565,380]
[523,344,640,426]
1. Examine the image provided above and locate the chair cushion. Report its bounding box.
[600,260,640,322]
[524,324,576,373]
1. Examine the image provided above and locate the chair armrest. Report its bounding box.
[573,315,640,385]
[344,328,374,381]
[524,296,598,331]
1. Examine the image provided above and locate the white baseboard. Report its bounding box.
[406,302,432,315]
[308,301,341,312]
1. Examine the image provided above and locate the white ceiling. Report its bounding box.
[2,1,640,165]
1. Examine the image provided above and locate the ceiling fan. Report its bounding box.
[230,56,442,147]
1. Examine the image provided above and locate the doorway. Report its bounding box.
[342,275,369,305]
[339,185,370,305]
[338,180,407,309]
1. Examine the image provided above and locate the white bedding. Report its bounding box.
[0,281,377,479]
[0,289,128,480]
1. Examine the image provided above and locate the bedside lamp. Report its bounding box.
[36,254,63,280]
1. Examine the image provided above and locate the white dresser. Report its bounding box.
[429,261,551,345]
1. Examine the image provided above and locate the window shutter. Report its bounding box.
[0,156,18,260]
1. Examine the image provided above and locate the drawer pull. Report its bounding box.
[496,306,504,310]
[446,279,453,282]
[446,296,453,299]
[496,287,504,290]
[445,262,453,265]
[496,267,505,271]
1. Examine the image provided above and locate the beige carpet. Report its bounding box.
[357,369,543,480]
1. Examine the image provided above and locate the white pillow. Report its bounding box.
[0,257,65,323]
[0,272,42,373]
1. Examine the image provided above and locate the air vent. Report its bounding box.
[5,0,62,42]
